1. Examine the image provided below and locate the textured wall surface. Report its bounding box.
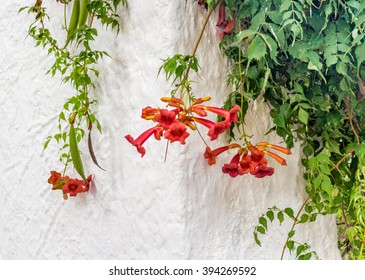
[0,0,341,259]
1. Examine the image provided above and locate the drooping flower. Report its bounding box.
[155,109,177,129]
[208,121,231,141]
[249,145,268,165]
[216,4,227,28]
[256,142,292,155]
[125,126,164,157]
[251,164,275,178]
[204,143,242,166]
[191,117,230,140]
[47,171,70,190]
[163,122,190,144]
[62,179,85,197]
[222,153,244,178]
[191,96,211,106]
[239,154,253,174]
[48,171,62,186]
[219,19,235,39]
[196,104,240,124]
[260,149,287,166]
[141,106,159,120]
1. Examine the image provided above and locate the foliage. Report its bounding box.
[205,0,365,259]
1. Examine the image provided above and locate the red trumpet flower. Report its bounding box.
[222,153,244,178]
[125,126,164,157]
[163,122,190,144]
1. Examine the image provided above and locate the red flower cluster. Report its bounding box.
[204,142,291,178]
[48,171,92,199]
[125,96,239,157]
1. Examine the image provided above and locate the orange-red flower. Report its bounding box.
[219,19,235,39]
[163,122,190,144]
[195,104,240,124]
[216,4,226,28]
[125,126,164,157]
[141,106,159,120]
[239,154,253,174]
[48,171,62,186]
[155,109,177,129]
[48,171,92,199]
[251,165,274,178]
[249,145,268,166]
[204,143,242,166]
[260,149,287,166]
[191,117,231,140]
[222,153,244,178]
[62,179,85,197]
[256,142,292,155]
[47,171,70,190]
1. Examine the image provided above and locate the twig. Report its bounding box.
[344,97,360,145]
[330,149,356,171]
[280,196,310,260]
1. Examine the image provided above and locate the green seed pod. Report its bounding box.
[78,0,90,27]
[69,123,87,182]
[64,0,81,48]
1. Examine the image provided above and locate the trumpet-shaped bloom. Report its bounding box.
[141,106,159,120]
[260,149,287,166]
[204,146,229,166]
[219,19,235,39]
[155,109,177,129]
[204,143,242,166]
[222,153,244,178]
[164,122,190,144]
[256,142,292,155]
[192,117,230,140]
[249,145,268,165]
[48,171,62,186]
[251,164,274,178]
[198,104,239,124]
[125,126,164,157]
[216,4,226,28]
[239,154,253,174]
[62,179,85,197]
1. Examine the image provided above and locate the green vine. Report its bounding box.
[20,0,127,199]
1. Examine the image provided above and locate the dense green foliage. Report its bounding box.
[201,0,365,259]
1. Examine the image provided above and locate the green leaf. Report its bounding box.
[254,232,261,246]
[259,217,268,230]
[288,230,295,238]
[284,208,295,219]
[298,214,309,223]
[256,226,266,235]
[266,210,274,222]
[277,211,284,224]
[355,43,365,71]
[287,240,295,251]
[296,245,305,256]
[298,107,309,125]
[336,61,349,77]
[233,29,256,45]
[247,37,267,61]
[321,175,332,196]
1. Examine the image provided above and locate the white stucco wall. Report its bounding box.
[0,0,340,259]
